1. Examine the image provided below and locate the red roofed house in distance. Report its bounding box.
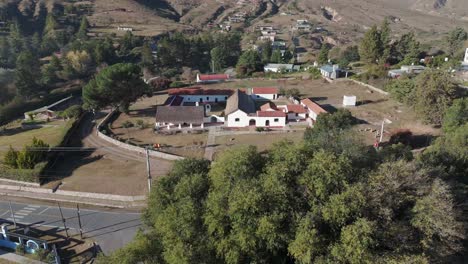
[196,74,230,83]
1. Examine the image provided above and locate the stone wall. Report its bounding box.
[97,110,184,161]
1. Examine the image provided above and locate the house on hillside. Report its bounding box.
[388,65,426,78]
[24,96,75,121]
[264,63,298,73]
[320,65,341,79]
[225,90,286,127]
[460,48,468,71]
[155,106,206,130]
[196,74,230,83]
[301,98,327,121]
[251,87,279,100]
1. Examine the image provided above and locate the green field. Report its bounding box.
[0,120,74,159]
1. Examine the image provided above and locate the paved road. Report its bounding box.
[0,200,141,255]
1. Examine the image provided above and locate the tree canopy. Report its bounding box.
[82,63,150,111]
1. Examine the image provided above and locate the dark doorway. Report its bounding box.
[265,120,270,126]
[211,116,217,123]
[249,119,256,126]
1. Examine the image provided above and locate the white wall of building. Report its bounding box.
[226,110,286,127]
[226,110,251,127]
[255,116,286,127]
[181,95,228,103]
[251,94,276,100]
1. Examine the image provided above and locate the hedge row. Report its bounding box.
[0,162,47,183]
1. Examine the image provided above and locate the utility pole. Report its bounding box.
[57,203,69,239]
[146,148,152,192]
[379,120,385,143]
[8,201,17,228]
[76,204,83,239]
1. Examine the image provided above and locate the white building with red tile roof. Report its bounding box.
[300,98,327,121]
[196,74,230,83]
[251,87,279,100]
[284,104,308,121]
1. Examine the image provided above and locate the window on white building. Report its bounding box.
[235,118,240,122]
[274,118,279,122]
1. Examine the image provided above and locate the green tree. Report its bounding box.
[3,146,19,169]
[413,69,457,125]
[385,76,415,104]
[140,41,154,67]
[446,27,467,57]
[236,50,262,77]
[41,55,63,85]
[270,49,282,63]
[342,46,360,62]
[283,49,293,63]
[330,218,376,263]
[395,32,420,64]
[442,98,468,133]
[15,51,41,98]
[83,63,150,112]
[317,44,330,65]
[43,13,57,37]
[260,40,272,63]
[77,16,89,40]
[359,25,382,64]
[411,179,463,258]
[380,18,391,62]
[210,47,225,72]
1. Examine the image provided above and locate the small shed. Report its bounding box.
[343,95,357,106]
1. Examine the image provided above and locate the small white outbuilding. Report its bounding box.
[343,95,357,107]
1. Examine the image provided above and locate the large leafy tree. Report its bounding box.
[82,63,150,111]
[442,97,468,133]
[236,50,262,76]
[359,25,382,64]
[15,51,41,99]
[413,69,457,125]
[446,27,468,57]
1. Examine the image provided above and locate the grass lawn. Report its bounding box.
[214,131,304,158]
[0,119,74,159]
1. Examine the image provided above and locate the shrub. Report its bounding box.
[135,119,147,129]
[34,248,50,261]
[15,244,25,255]
[62,105,82,119]
[169,81,186,88]
[256,127,265,132]
[3,146,19,168]
[308,67,321,79]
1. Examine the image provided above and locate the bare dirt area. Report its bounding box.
[88,0,188,36]
[43,113,173,196]
[109,95,208,159]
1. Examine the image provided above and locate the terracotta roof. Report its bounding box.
[155,106,205,124]
[198,74,230,81]
[257,111,286,117]
[301,99,327,115]
[168,87,234,96]
[260,102,278,111]
[225,89,256,115]
[252,87,279,94]
[286,104,307,114]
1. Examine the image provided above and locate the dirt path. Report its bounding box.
[204,127,217,161]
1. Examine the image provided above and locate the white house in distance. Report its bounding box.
[167,87,233,104]
[343,95,357,107]
[388,65,426,78]
[251,87,279,100]
[196,74,230,83]
[264,63,299,73]
[301,98,328,121]
[320,65,341,79]
[225,90,286,127]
